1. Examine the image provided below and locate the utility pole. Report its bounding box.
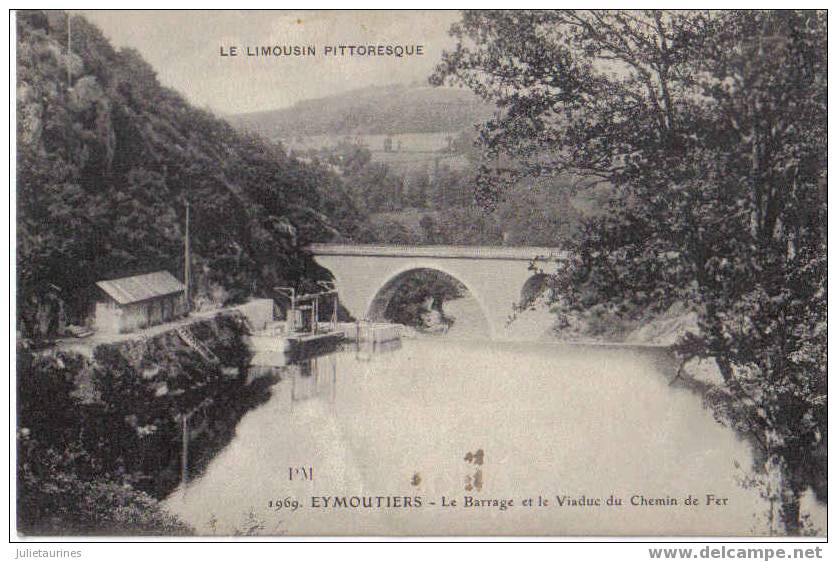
[332,291,338,332]
[180,412,192,490]
[66,13,72,88]
[184,200,191,313]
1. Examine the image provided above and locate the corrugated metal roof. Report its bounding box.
[96,271,185,305]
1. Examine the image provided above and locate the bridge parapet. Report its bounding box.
[309,243,566,262]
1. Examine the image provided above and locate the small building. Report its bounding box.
[94,271,187,334]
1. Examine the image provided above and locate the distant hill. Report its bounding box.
[229,83,496,138]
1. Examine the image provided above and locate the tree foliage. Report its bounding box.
[16,11,366,338]
[16,347,193,535]
[310,140,585,248]
[433,9,826,534]
[383,270,466,329]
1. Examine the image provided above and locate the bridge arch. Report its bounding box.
[366,265,495,338]
[309,244,566,340]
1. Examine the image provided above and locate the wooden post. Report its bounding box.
[184,200,191,313]
[332,292,338,332]
[66,14,72,88]
[180,413,189,489]
[290,292,295,332]
[331,353,337,404]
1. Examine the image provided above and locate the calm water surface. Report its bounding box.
[163,338,825,536]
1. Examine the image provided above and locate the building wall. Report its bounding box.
[149,299,163,326]
[95,292,188,334]
[119,302,148,333]
[171,293,187,318]
[94,301,121,334]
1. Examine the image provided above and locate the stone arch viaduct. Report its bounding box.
[309,243,565,339]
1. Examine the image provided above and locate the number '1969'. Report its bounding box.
[268,497,300,511]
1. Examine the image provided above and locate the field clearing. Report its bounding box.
[282,131,455,153]
[281,132,471,173]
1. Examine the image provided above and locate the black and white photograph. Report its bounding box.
[11,8,828,540]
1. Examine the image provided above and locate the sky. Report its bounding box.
[77,10,461,115]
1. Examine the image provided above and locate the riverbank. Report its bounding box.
[16,310,271,535]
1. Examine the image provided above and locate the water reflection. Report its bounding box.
[353,337,402,362]
[163,339,826,537]
[290,354,337,405]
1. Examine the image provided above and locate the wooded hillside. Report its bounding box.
[230,83,495,138]
[16,11,366,337]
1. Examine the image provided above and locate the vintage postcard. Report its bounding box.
[12,9,827,539]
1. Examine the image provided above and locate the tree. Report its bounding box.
[16,346,193,535]
[404,169,432,209]
[433,10,826,534]
[16,11,362,335]
[419,214,440,244]
[383,270,466,329]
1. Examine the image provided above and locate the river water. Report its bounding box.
[163,337,825,536]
